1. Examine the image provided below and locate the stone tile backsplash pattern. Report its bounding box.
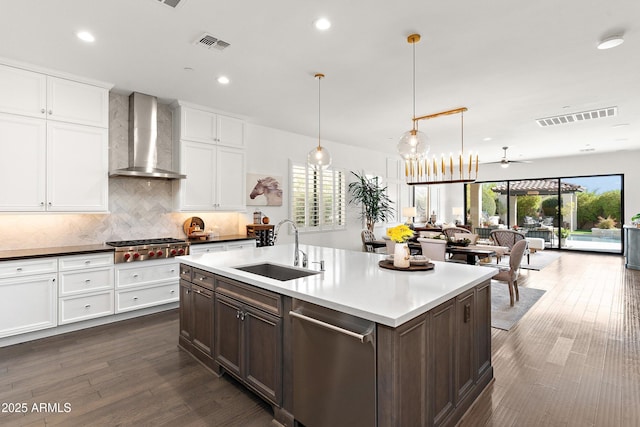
[0,93,241,250]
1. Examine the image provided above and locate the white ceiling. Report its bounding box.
[1,0,638,163]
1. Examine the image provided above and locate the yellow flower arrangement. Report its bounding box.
[386,224,415,243]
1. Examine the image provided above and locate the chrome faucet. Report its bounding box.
[274,219,301,267]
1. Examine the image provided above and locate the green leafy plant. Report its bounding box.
[632,213,640,223]
[559,228,570,239]
[348,171,394,232]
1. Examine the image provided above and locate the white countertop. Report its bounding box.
[178,244,497,328]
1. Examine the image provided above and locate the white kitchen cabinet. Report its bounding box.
[173,140,246,212]
[114,258,179,314]
[215,145,246,210]
[0,114,46,211]
[176,104,244,148]
[46,122,108,212]
[0,258,57,339]
[58,253,114,325]
[0,61,110,213]
[171,101,246,212]
[0,63,109,128]
[189,239,256,255]
[0,117,108,212]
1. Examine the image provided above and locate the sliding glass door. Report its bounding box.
[560,175,622,252]
[465,174,623,254]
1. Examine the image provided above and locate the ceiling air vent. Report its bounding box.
[193,33,231,51]
[536,106,617,127]
[153,0,186,8]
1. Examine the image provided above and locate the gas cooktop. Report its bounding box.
[105,238,190,263]
[105,238,186,247]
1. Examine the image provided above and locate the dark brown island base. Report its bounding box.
[178,244,495,427]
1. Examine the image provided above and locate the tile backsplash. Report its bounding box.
[0,92,243,250]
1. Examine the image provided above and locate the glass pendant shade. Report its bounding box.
[307,73,331,170]
[397,128,429,160]
[307,145,332,169]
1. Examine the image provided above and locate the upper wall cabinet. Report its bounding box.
[0,63,109,128]
[0,60,112,212]
[174,102,244,148]
[172,101,246,212]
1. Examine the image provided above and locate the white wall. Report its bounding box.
[243,123,402,251]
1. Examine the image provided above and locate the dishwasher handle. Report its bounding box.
[289,310,374,344]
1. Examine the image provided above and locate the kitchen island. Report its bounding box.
[178,244,496,427]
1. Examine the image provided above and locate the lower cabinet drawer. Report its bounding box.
[59,291,114,325]
[59,267,114,296]
[115,261,179,289]
[116,283,179,313]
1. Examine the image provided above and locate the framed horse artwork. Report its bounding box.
[246,173,283,206]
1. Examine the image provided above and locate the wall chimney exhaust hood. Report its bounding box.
[109,92,186,180]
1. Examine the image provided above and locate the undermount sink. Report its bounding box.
[233,262,320,281]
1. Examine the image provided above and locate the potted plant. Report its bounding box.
[632,213,640,227]
[348,171,395,232]
[558,227,570,245]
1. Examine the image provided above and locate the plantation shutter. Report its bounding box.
[290,161,346,231]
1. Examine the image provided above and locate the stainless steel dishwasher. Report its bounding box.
[290,299,376,427]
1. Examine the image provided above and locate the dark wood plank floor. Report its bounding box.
[0,251,637,426]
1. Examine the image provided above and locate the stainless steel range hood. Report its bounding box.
[109,92,186,179]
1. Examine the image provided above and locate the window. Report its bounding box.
[291,161,346,231]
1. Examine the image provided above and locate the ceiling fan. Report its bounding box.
[487,146,532,168]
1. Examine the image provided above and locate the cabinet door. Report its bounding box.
[181,107,217,143]
[177,140,217,211]
[243,306,282,405]
[46,122,108,212]
[215,146,245,211]
[455,288,476,405]
[430,298,455,426]
[217,115,244,148]
[192,284,213,356]
[0,114,46,211]
[0,274,57,338]
[179,280,192,341]
[214,293,242,377]
[46,77,109,127]
[475,281,492,379]
[0,64,47,118]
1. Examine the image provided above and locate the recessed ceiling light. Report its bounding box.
[314,18,331,31]
[597,35,624,50]
[482,137,492,141]
[76,31,95,43]
[217,76,230,85]
[612,123,629,128]
[183,67,194,72]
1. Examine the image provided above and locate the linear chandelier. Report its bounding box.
[405,107,478,185]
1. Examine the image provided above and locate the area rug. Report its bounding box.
[491,283,546,331]
[482,250,561,271]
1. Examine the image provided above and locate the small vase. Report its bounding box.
[393,242,411,268]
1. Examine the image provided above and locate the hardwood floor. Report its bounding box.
[0,251,637,426]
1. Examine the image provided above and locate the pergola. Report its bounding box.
[489,179,585,230]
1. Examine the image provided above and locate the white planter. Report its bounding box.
[393,243,410,268]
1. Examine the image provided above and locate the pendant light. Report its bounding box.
[307,73,332,169]
[398,34,429,161]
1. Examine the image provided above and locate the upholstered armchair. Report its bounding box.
[489,229,530,263]
[442,227,471,240]
[491,239,528,306]
[417,237,447,261]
